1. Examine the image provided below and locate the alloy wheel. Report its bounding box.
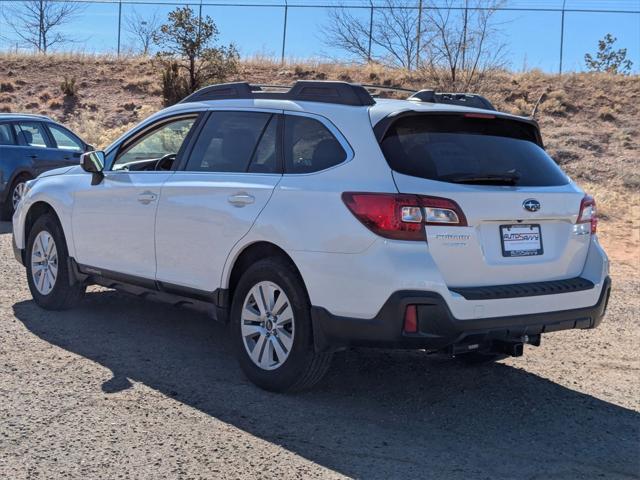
[12,182,26,209]
[241,281,295,371]
[31,231,58,295]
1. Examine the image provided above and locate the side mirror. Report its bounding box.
[80,150,105,185]
[84,144,95,152]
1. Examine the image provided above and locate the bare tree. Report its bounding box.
[2,0,84,53]
[125,8,161,55]
[422,0,507,89]
[324,0,506,81]
[324,0,420,70]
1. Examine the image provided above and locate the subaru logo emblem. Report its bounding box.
[523,199,541,212]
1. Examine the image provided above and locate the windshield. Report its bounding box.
[380,114,569,187]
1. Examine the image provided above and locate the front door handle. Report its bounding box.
[137,191,157,205]
[227,193,255,207]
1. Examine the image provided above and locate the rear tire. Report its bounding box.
[1,175,31,221]
[25,213,85,310]
[231,257,332,392]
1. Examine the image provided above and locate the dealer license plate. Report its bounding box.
[500,224,543,257]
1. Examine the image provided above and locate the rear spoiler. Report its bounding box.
[373,111,544,148]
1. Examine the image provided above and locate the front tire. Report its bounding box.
[231,258,332,392]
[26,213,85,310]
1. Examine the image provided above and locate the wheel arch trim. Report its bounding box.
[222,240,307,306]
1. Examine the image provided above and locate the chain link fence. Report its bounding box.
[0,0,638,73]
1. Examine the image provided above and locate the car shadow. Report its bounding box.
[13,291,640,479]
[0,221,12,235]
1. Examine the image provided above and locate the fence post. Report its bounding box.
[559,0,566,75]
[281,0,288,64]
[117,0,122,56]
[368,1,373,62]
[415,0,423,70]
[198,0,203,38]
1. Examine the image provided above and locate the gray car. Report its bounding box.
[0,114,91,220]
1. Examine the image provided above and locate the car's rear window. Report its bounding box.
[379,114,568,187]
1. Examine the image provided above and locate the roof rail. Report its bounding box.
[360,84,417,95]
[0,112,52,120]
[179,81,375,106]
[409,90,496,111]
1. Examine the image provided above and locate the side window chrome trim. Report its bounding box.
[206,107,284,114]
[281,110,354,176]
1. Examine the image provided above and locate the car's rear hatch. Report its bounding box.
[377,112,591,287]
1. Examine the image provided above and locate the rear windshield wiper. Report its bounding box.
[440,172,521,185]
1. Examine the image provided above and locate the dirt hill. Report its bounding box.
[1,53,638,268]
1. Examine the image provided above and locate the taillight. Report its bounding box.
[342,192,467,241]
[577,195,597,234]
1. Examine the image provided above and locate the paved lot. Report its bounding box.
[1,221,638,479]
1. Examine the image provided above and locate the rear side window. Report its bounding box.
[15,122,49,148]
[0,124,15,145]
[284,115,347,174]
[380,114,568,187]
[186,111,276,173]
[48,124,83,151]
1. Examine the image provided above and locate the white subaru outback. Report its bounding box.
[12,81,611,392]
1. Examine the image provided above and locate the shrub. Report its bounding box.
[598,106,616,122]
[161,61,190,106]
[154,6,239,105]
[0,82,15,93]
[60,76,78,97]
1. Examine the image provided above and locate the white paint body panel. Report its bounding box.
[71,171,173,278]
[392,172,591,287]
[155,172,280,290]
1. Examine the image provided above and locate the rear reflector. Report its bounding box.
[464,113,496,119]
[403,305,418,333]
[342,192,467,241]
[577,195,597,234]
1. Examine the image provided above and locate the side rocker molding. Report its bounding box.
[73,259,230,322]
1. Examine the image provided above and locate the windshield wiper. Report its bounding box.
[441,172,521,185]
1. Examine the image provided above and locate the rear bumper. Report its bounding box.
[311,276,611,352]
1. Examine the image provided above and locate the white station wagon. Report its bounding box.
[12,81,611,391]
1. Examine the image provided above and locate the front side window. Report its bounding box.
[48,124,83,151]
[113,116,197,171]
[284,115,347,174]
[15,122,49,148]
[0,123,15,145]
[185,111,276,173]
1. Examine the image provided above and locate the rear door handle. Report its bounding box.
[227,193,255,207]
[137,191,157,205]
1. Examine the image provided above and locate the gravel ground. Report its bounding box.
[1,220,638,479]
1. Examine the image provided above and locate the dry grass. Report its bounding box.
[1,53,638,267]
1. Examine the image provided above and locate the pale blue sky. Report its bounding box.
[0,0,638,73]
